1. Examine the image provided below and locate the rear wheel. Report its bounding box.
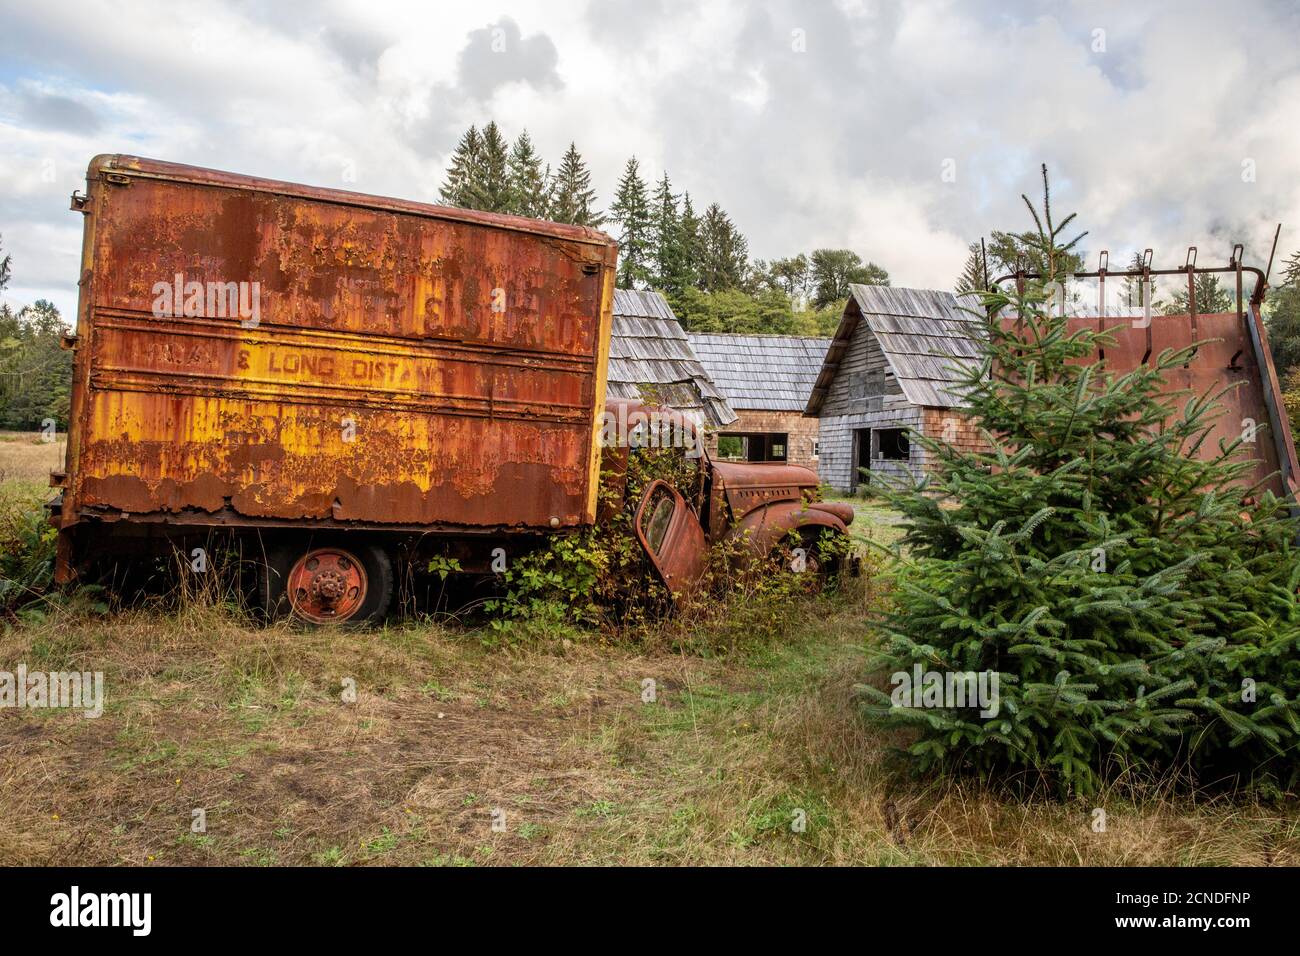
[257,537,393,625]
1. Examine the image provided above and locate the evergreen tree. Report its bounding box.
[549,142,603,227]
[0,299,74,429]
[860,280,1300,795]
[954,241,988,296]
[676,192,702,291]
[507,130,550,219]
[1162,272,1236,316]
[439,126,482,207]
[609,157,653,289]
[1267,251,1300,380]
[697,203,748,292]
[649,173,689,295]
[465,120,511,213]
[985,164,1087,278]
[1121,251,1160,312]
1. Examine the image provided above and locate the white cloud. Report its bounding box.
[1,0,1299,319]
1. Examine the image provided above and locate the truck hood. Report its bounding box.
[711,461,820,522]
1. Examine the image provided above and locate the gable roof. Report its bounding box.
[805,285,984,414]
[686,333,831,412]
[607,289,738,427]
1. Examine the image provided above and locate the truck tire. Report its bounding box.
[257,537,393,626]
[772,527,845,584]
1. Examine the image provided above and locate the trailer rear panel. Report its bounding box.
[58,155,618,536]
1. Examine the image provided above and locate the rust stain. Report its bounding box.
[60,154,619,533]
[1001,310,1288,497]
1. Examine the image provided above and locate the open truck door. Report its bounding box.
[634,479,708,599]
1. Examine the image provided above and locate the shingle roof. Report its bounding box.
[607,289,738,427]
[805,285,985,414]
[686,333,831,412]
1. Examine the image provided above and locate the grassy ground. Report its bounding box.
[826,493,908,552]
[0,429,65,484]
[3,588,1296,866]
[2,438,1298,866]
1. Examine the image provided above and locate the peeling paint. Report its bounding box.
[60,155,620,534]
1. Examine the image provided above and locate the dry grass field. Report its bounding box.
[0,430,65,484]
[2,434,1298,866]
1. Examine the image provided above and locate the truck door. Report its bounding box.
[634,479,708,599]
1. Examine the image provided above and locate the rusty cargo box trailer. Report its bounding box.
[53,155,619,619]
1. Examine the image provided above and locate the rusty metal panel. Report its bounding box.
[633,479,708,596]
[61,155,619,532]
[712,461,819,522]
[999,310,1292,499]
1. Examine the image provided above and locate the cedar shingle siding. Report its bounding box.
[607,289,736,428]
[687,333,830,468]
[805,285,985,492]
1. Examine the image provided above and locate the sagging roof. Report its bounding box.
[805,285,984,414]
[686,333,831,412]
[607,288,738,427]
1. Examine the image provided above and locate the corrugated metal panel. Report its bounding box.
[686,333,831,411]
[608,290,737,427]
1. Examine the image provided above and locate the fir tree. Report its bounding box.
[439,126,482,207]
[985,164,1087,278]
[649,173,688,294]
[954,241,988,296]
[609,157,653,289]
[549,142,603,227]
[1162,272,1235,316]
[464,120,511,213]
[507,130,549,219]
[859,281,1300,795]
[697,203,748,292]
[676,192,702,291]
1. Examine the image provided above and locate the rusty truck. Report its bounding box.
[50,155,852,623]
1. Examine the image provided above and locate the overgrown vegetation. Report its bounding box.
[862,279,1300,795]
[482,436,852,652]
[0,432,65,622]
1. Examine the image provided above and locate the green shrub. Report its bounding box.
[859,283,1300,795]
[484,440,858,648]
[484,445,687,632]
[0,505,57,614]
[0,505,107,625]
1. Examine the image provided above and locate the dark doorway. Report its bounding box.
[853,428,871,490]
[718,432,788,462]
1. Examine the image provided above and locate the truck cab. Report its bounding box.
[601,399,854,596]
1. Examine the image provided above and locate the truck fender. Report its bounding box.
[723,501,848,562]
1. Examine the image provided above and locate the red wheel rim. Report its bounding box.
[286,547,368,623]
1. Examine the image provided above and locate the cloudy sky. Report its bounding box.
[2,0,1299,318]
